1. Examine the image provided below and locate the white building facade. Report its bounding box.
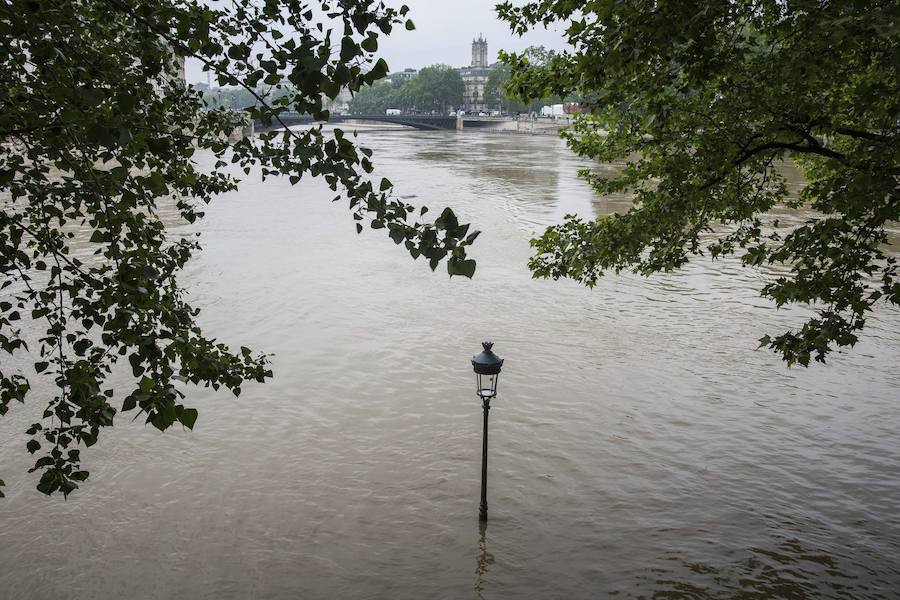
[388,68,418,83]
[458,35,494,114]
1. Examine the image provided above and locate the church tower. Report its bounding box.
[461,35,494,114]
[471,35,488,68]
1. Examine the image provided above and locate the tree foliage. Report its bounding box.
[402,65,464,113]
[200,85,285,110]
[346,79,399,114]
[348,64,464,114]
[484,64,512,113]
[0,0,479,497]
[485,54,562,115]
[498,0,900,366]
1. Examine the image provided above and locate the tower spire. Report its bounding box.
[471,34,488,68]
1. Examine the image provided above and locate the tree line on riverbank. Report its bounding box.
[348,46,565,115]
[349,65,464,115]
[196,45,566,117]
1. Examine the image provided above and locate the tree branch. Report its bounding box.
[834,127,891,142]
[734,140,847,165]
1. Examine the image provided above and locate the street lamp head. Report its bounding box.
[472,341,503,399]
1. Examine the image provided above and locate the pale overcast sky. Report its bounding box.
[185,0,570,83]
[377,0,570,71]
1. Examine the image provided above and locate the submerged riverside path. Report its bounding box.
[1,125,899,599]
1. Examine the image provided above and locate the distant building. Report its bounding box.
[458,35,494,114]
[388,68,418,83]
[325,88,353,115]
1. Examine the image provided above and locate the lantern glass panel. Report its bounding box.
[476,372,499,399]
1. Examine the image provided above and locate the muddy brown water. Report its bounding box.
[2,127,899,599]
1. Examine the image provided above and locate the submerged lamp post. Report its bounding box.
[472,341,504,521]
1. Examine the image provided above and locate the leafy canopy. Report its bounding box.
[486,47,567,115]
[348,64,464,114]
[498,0,900,366]
[347,78,400,115]
[0,0,479,498]
[402,65,464,113]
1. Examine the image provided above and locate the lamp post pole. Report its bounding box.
[480,396,490,521]
[471,341,503,523]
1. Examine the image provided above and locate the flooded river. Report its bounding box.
[2,127,899,598]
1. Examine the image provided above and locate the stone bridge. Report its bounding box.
[254,112,510,132]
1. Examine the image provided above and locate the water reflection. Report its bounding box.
[474,521,495,599]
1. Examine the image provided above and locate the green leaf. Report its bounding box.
[361,36,378,53]
[147,171,169,195]
[34,456,54,469]
[438,207,458,231]
[180,408,198,430]
[138,376,154,392]
[389,228,405,244]
[340,36,357,63]
[370,58,389,80]
[36,477,57,496]
[448,258,476,278]
[26,440,40,454]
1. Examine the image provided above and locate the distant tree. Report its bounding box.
[403,65,464,113]
[498,0,900,366]
[202,87,256,109]
[1,0,479,498]
[392,77,414,110]
[348,80,398,115]
[484,65,511,112]
[484,64,548,114]
[349,65,463,114]
[521,45,556,67]
[488,48,566,115]
[201,86,291,111]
